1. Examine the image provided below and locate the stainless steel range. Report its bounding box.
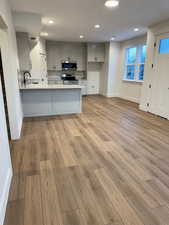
[61,73,78,84]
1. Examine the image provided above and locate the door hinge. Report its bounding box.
[154,42,157,48]
[149,84,152,88]
[147,103,150,107]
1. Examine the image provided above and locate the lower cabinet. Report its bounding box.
[21,90,51,116]
[87,71,100,95]
[51,89,81,114]
[87,81,100,95]
[79,80,88,95]
[21,89,82,117]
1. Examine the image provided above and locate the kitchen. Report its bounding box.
[17,32,105,117]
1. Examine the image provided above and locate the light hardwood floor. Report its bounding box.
[4,96,169,225]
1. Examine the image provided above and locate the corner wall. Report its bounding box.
[118,35,147,103]
[100,35,147,103]
[100,43,110,96]
[0,0,23,223]
[0,81,12,225]
[100,42,121,97]
[0,0,23,140]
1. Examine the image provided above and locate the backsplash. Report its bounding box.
[47,70,87,80]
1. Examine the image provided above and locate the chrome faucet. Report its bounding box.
[23,71,31,85]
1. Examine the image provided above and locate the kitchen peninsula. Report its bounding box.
[20,84,83,117]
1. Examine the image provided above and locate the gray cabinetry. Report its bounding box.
[79,80,87,95]
[46,42,62,71]
[46,41,87,71]
[16,32,32,71]
[21,88,82,117]
[87,43,105,62]
[21,90,51,116]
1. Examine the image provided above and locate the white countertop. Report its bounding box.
[20,84,83,90]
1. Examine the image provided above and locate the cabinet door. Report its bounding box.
[87,43,105,62]
[46,44,57,70]
[79,44,87,71]
[51,89,81,114]
[74,43,86,71]
[87,72,100,94]
[79,80,87,95]
[55,44,62,70]
[16,33,31,71]
[95,44,105,62]
[87,43,96,62]
[22,90,51,116]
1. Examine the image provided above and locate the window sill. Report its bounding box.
[123,79,144,83]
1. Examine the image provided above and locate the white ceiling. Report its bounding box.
[10,0,169,42]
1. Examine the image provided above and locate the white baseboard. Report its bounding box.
[119,95,140,103]
[0,168,12,225]
[11,115,23,140]
[102,92,120,98]
[100,93,140,103]
[106,94,119,98]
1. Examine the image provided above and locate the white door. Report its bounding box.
[151,33,169,119]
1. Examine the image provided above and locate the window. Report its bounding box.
[159,37,169,54]
[124,45,147,81]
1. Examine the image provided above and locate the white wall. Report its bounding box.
[100,42,121,97]
[100,43,109,95]
[100,35,147,103]
[0,0,23,224]
[140,20,169,112]
[0,80,12,225]
[118,35,147,103]
[12,11,42,36]
[107,42,121,97]
[30,38,47,80]
[0,0,23,140]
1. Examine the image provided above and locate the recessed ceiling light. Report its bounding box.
[134,28,139,32]
[105,0,119,8]
[95,24,100,28]
[40,32,48,37]
[49,20,54,24]
[80,35,84,39]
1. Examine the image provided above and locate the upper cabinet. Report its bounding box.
[16,32,32,71]
[46,42,60,71]
[87,43,105,62]
[46,41,87,71]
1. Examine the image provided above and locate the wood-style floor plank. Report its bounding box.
[4,96,169,225]
[24,175,43,225]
